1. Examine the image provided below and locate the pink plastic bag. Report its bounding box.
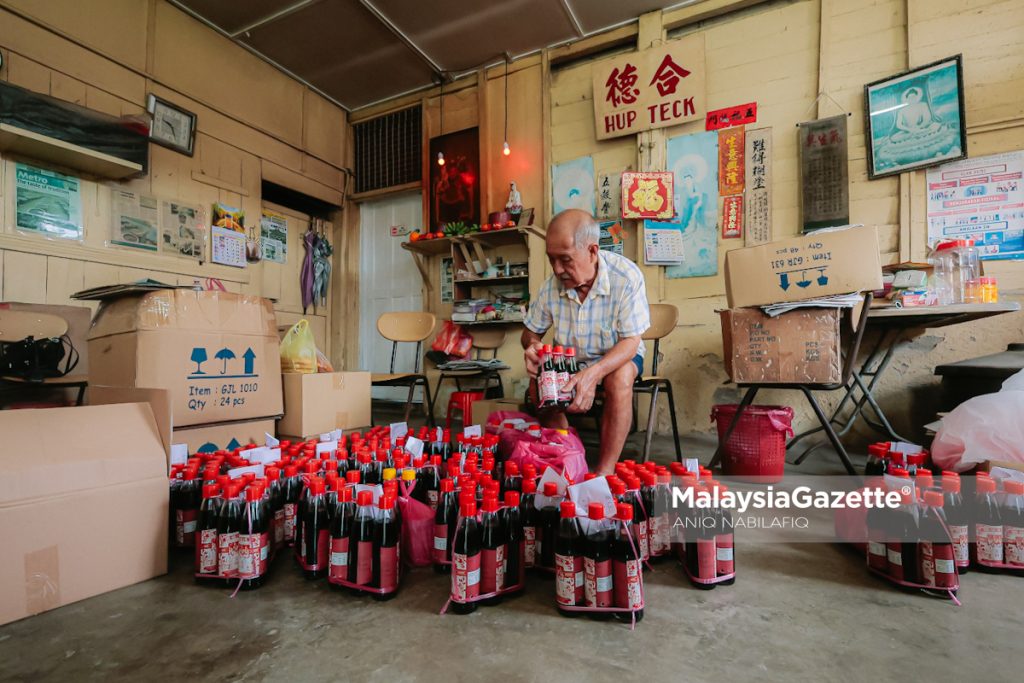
[932,369,1024,472]
[398,486,434,568]
[510,428,588,483]
[485,410,541,459]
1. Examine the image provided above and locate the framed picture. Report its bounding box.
[146,94,197,156]
[516,207,534,227]
[429,128,480,231]
[864,55,966,179]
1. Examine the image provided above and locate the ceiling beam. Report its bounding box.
[357,0,444,77]
[559,0,585,37]
[229,0,320,37]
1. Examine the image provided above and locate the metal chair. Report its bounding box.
[633,303,682,463]
[433,327,507,404]
[708,293,874,475]
[370,311,437,425]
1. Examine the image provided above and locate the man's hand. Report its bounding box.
[524,341,545,376]
[561,365,601,414]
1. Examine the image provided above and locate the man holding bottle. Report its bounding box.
[522,209,651,475]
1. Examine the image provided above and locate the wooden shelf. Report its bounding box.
[464,226,543,248]
[401,237,457,256]
[0,123,143,179]
[452,319,525,326]
[455,274,529,285]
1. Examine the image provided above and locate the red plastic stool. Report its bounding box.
[446,391,485,430]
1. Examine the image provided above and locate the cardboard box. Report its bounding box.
[472,398,528,428]
[724,225,883,308]
[89,385,172,461]
[0,403,168,626]
[87,290,283,427]
[720,307,842,384]
[277,372,371,439]
[174,417,277,453]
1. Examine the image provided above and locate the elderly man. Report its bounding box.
[522,209,651,475]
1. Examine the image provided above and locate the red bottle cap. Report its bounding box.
[330,477,345,493]
[356,490,372,506]
[565,347,575,357]
[482,497,499,513]
[915,471,933,488]
[304,461,319,474]
[542,344,552,353]
[378,496,395,510]
[889,467,910,478]
[504,491,520,508]
[588,502,604,520]
[523,463,537,478]
[440,478,455,493]
[560,500,576,518]
[183,468,199,480]
[522,479,537,494]
[202,484,219,499]
[264,467,279,481]
[923,491,944,507]
[553,345,564,354]
[608,478,626,496]
[941,476,961,494]
[977,478,997,494]
[345,470,361,484]
[1005,481,1024,495]
[339,486,353,503]
[668,462,685,475]
[504,461,520,477]
[941,470,960,479]
[623,459,637,468]
[460,499,477,517]
[245,486,262,502]
[543,482,559,496]
[616,503,633,521]
[584,473,597,481]
[325,470,338,482]
[977,471,991,478]
[626,476,641,490]
[431,455,442,467]
[657,473,671,485]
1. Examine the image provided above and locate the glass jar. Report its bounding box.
[980,276,999,303]
[930,241,957,305]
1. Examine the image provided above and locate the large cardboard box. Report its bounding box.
[277,372,371,439]
[724,225,883,308]
[87,290,283,427]
[174,417,277,453]
[720,307,842,384]
[471,398,528,428]
[0,403,168,626]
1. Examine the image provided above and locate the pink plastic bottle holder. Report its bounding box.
[440,511,527,614]
[864,506,961,605]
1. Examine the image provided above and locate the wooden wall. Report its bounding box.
[0,0,348,358]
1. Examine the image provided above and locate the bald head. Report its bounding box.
[548,209,600,250]
[546,209,600,290]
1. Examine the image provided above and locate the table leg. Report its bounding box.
[709,385,759,469]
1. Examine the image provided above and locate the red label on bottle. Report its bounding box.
[949,524,969,566]
[648,516,662,556]
[932,542,956,587]
[658,512,671,555]
[867,525,888,571]
[613,558,643,609]
[175,508,198,547]
[196,528,218,574]
[524,526,536,567]
[481,545,505,594]
[237,533,263,579]
[697,538,716,579]
[583,557,596,606]
[284,503,297,542]
[716,533,734,575]
[432,524,449,565]
[637,521,650,561]
[555,553,576,605]
[330,537,350,580]
[976,523,1004,564]
[1007,525,1024,566]
[427,490,439,511]
[274,509,284,546]
[217,531,238,577]
[452,552,481,602]
[556,370,570,402]
[378,545,398,592]
[921,541,935,586]
[573,555,585,603]
[259,532,269,575]
[593,558,612,607]
[356,540,373,584]
[539,369,559,405]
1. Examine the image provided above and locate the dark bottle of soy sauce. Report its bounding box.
[328,485,355,587]
[195,484,221,581]
[502,461,522,496]
[349,490,376,592]
[480,495,506,605]
[919,491,957,590]
[451,496,482,614]
[941,474,970,574]
[713,484,735,585]
[552,346,569,409]
[686,483,717,590]
[555,500,583,617]
[520,479,540,570]
[886,488,920,583]
[433,479,458,574]
[972,477,1003,572]
[238,485,269,590]
[502,491,525,595]
[282,465,302,547]
[583,502,613,619]
[372,495,400,600]
[612,503,644,623]
[300,478,330,580]
[216,483,243,587]
[539,482,563,571]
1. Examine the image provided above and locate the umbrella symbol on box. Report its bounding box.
[215,348,235,374]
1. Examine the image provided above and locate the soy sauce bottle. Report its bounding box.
[583,502,613,618]
[502,461,522,496]
[626,476,649,563]
[612,503,643,623]
[919,491,957,590]
[1003,480,1024,570]
[941,474,970,574]
[372,495,400,600]
[686,483,716,589]
[451,497,482,614]
[539,482,563,571]
[972,477,1003,571]
[555,500,583,617]
[216,483,243,586]
[282,465,302,546]
[552,346,569,409]
[480,496,506,605]
[264,467,285,550]
[866,484,890,573]
[329,485,355,587]
[300,478,330,579]
[433,479,458,573]
[175,467,201,548]
[238,485,269,590]
[520,479,540,569]
[419,456,443,511]
[195,484,221,581]
[538,344,558,408]
[714,484,735,585]
[349,490,376,592]
[886,489,919,583]
[502,491,525,595]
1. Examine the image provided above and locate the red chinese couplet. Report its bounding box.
[722,195,743,239]
[719,128,745,196]
[706,102,757,131]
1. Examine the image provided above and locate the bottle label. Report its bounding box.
[284,503,297,542]
[657,513,671,555]
[574,555,585,605]
[555,553,576,605]
[433,527,448,551]
[584,557,597,606]
[259,532,269,575]
[238,533,261,579]
[524,527,536,567]
[932,542,957,588]
[427,490,439,511]
[921,541,935,586]
[949,524,969,565]
[356,540,373,584]
[481,545,505,594]
[274,509,284,546]
[594,559,613,607]
[868,541,886,559]
[175,509,197,547]
[638,520,650,561]
[196,528,218,574]
[716,535,735,575]
[977,523,1004,563]
[648,516,661,555]
[453,552,481,602]
[378,546,398,592]
[218,531,238,577]
[697,538,716,579]
[613,558,643,610]
[1006,525,1024,565]
[539,369,559,405]
[556,370,570,403]
[886,547,903,567]
[330,537,349,580]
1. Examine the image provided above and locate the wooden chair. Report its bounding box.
[371,311,437,425]
[633,303,682,463]
[0,309,88,406]
[433,327,506,404]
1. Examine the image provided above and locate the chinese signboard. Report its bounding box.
[706,102,757,131]
[591,37,706,141]
[718,128,745,196]
[596,171,622,219]
[744,127,773,246]
[622,171,674,220]
[798,115,850,232]
[722,195,743,239]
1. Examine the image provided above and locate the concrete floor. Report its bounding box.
[2,411,1021,682]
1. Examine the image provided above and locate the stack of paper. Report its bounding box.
[760,292,863,317]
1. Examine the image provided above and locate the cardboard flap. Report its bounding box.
[88,290,277,340]
[0,404,167,506]
[88,386,173,459]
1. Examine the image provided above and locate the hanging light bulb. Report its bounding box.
[436,76,446,166]
[501,56,511,158]
[437,151,445,166]
[502,141,510,156]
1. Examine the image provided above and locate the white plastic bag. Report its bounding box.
[932,368,1024,472]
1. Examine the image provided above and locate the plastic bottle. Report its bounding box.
[555,500,584,616]
[886,489,919,583]
[714,484,735,584]
[972,477,1003,571]
[520,479,540,569]
[502,461,522,496]
[612,503,643,623]
[1003,481,1024,568]
[300,478,330,579]
[502,491,525,595]
[626,476,649,563]
[451,497,482,614]
[418,456,442,511]
[866,484,890,573]
[238,485,269,590]
[552,346,569,409]
[865,444,889,477]
[480,496,506,605]
[538,344,559,408]
[328,485,355,586]
[941,474,970,574]
[349,490,376,591]
[654,469,672,558]
[216,483,243,586]
[685,483,717,589]
[372,495,400,600]
[563,347,578,406]
[918,491,956,589]
[433,479,458,573]
[539,482,563,571]
[264,467,285,550]
[583,502,613,617]
[174,467,201,548]
[195,484,221,580]
[282,465,301,546]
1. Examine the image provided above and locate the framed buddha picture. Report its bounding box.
[864,55,967,179]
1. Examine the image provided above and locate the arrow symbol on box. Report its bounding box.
[779,273,790,291]
[243,348,256,375]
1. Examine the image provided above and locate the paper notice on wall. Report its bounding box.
[111,190,159,251]
[744,127,773,245]
[260,210,288,264]
[596,171,622,219]
[15,163,83,241]
[212,225,246,267]
[161,201,204,260]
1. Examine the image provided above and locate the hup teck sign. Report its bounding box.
[592,36,706,141]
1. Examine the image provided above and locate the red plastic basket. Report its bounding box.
[711,404,794,482]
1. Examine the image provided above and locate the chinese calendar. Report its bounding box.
[597,172,622,219]
[718,128,745,196]
[622,172,674,220]
[798,114,850,232]
[592,38,706,140]
[722,196,743,239]
[744,127,772,245]
[705,102,758,131]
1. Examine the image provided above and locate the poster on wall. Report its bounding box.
[621,171,674,220]
[110,190,159,251]
[706,102,757,131]
[591,36,706,140]
[429,128,480,232]
[260,210,288,264]
[441,257,454,303]
[926,150,1024,260]
[744,127,773,246]
[598,220,625,255]
[161,201,204,260]
[722,195,743,239]
[210,202,246,268]
[14,163,83,241]
[596,171,622,219]
[643,220,685,265]
[663,131,719,279]
[551,156,596,216]
[798,114,850,232]
[718,127,745,196]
